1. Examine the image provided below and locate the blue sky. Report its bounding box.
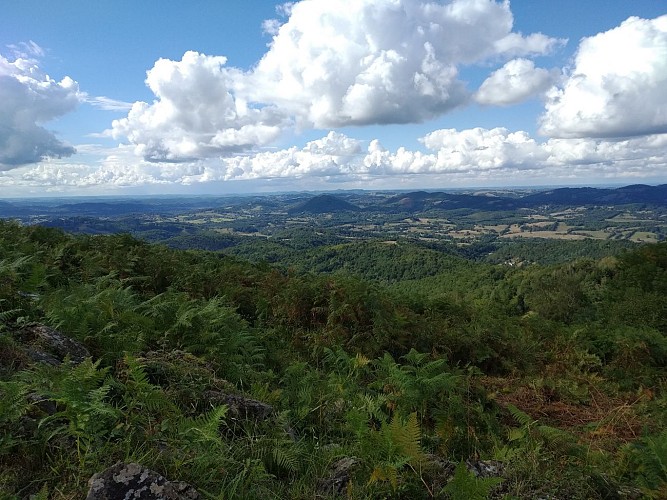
[1,0,666,196]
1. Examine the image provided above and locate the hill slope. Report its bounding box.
[288,194,361,213]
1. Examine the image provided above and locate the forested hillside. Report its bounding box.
[0,220,665,498]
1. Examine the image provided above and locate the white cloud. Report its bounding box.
[111,0,563,162]
[365,127,548,174]
[0,48,79,169]
[250,0,563,128]
[5,129,665,193]
[14,144,210,189]
[492,32,564,59]
[111,51,287,162]
[364,128,667,180]
[475,58,558,106]
[218,131,363,180]
[540,15,667,138]
[2,132,365,190]
[6,40,45,59]
[80,94,133,112]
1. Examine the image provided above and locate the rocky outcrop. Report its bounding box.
[21,346,61,366]
[86,463,200,500]
[203,390,273,421]
[21,324,90,364]
[139,351,273,421]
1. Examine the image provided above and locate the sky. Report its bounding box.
[1,0,666,197]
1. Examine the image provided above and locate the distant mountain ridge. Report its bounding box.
[519,184,667,207]
[383,184,667,212]
[288,194,362,214]
[1,184,665,220]
[385,191,518,211]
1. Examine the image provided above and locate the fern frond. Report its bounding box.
[402,348,428,367]
[0,380,29,424]
[537,424,577,450]
[119,355,174,415]
[0,255,32,274]
[123,355,151,387]
[368,464,399,490]
[644,432,667,486]
[635,431,667,490]
[177,404,228,444]
[274,446,300,474]
[386,412,425,464]
[0,306,23,324]
[441,462,503,500]
[506,403,536,428]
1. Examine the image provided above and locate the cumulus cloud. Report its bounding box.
[540,15,667,138]
[219,131,363,180]
[112,0,563,162]
[475,58,558,105]
[249,0,562,127]
[13,145,211,189]
[364,127,667,179]
[0,48,79,169]
[111,51,287,162]
[4,132,366,191]
[365,127,549,174]
[6,129,665,193]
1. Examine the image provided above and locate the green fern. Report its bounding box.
[0,255,32,278]
[0,304,25,336]
[37,359,120,462]
[368,463,399,490]
[0,380,30,454]
[252,437,304,476]
[0,381,28,423]
[385,412,424,464]
[506,404,536,428]
[117,355,176,424]
[176,404,228,445]
[506,403,578,454]
[372,350,460,416]
[441,461,502,500]
[366,412,426,492]
[631,431,667,494]
[30,484,49,500]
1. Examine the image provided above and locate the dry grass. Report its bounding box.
[481,376,648,449]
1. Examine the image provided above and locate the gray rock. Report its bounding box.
[316,457,359,497]
[465,459,504,478]
[203,390,273,421]
[86,463,200,500]
[27,392,57,416]
[22,324,90,364]
[22,346,61,366]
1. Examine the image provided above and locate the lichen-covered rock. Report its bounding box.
[22,346,61,366]
[21,324,90,364]
[86,463,200,500]
[203,390,273,421]
[465,459,504,478]
[316,457,359,497]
